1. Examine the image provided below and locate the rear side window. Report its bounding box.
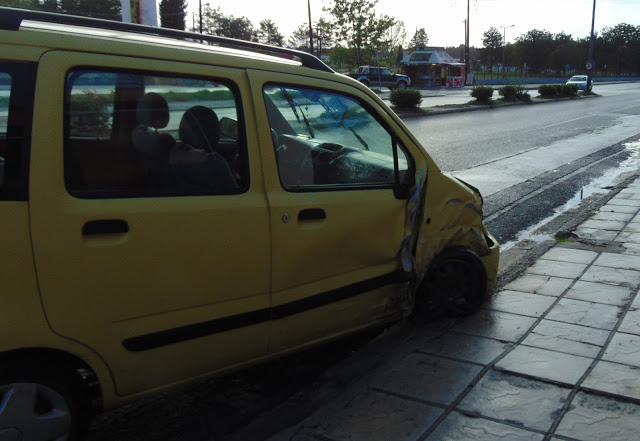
[64,69,248,198]
[0,63,35,201]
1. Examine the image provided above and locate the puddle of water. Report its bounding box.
[501,140,640,251]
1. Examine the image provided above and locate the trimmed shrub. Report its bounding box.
[498,85,518,101]
[538,84,557,98]
[390,88,422,109]
[471,86,494,103]
[563,84,578,96]
[515,86,531,101]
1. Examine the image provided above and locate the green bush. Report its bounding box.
[515,86,531,101]
[498,85,519,101]
[563,84,578,96]
[471,86,494,103]
[538,84,557,98]
[390,88,422,109]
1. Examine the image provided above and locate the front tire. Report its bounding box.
[414,247,487,318]
[0,369,91,441]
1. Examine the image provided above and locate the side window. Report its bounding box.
[0,73,11,195]
[0,62,35,201]
[263,85,410,191]
[64,69,248,198]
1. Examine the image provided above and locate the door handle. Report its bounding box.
[82,219,129,236]
[298,208,326,222]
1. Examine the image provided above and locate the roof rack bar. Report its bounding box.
[0,6,334,73]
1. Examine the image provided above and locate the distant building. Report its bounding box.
[121,0,158,26]
[400,46,465,88]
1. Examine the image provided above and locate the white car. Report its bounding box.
[566,75,588,91]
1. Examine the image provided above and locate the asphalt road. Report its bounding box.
[402,83,640,246]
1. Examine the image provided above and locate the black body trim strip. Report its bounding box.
[122,270,409,352]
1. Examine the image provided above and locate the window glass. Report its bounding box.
[0,73,10,193]
[65,70,247,198]
[263,85,409,191]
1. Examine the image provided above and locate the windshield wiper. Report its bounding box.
[281,87,314,138]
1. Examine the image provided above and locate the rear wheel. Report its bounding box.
[0,369,91,441]
[414,247,487,318]
[396,80,408,89]
[359,79,369,87]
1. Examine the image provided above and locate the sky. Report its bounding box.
[183,0,640,47]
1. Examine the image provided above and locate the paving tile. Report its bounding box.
[503,274,573,297]
[452,310,537,343]
[545,298,623,330]
[600,203,638,214]
[574,228,619,241]
[617,231,640,243]
[414,333,509,365]
[619,308,640,335]
[592,211,635,222]
[582,361,640,401]
[622,223,640,233]
[484,290,557,318]
[526,260,587,279]
[602,332,640,367]
[539,248,598,264]
[621,241,640,255]
[523,319,609,358]
[496,345,592,385]
[369,353,482,406]
[631,295,640,309]
[314,388,442,441]
[457,370,571,432]
[580,219,628,231]
[580,265,640,289]
[607,197,640,207]
[426,411,544,441]
[557,391,640,441]
[593,252,640,271]
[614,190,640,200]
[564,280,635,306]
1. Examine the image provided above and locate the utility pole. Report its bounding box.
[465,0,470,85]
[308,0,314,55]
[199,0,203,33]
[586,0,596,91]
[500,25,514,79]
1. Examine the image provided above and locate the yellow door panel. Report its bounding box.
[248,71,413,351]
[29,51,271,396]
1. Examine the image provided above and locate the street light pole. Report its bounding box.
[198,0,202,33]
[586,0,596,91]
[308,0,314,55]
[500,25,514,79]
[465,0,469,85]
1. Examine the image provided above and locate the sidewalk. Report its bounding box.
[264,177,640,441]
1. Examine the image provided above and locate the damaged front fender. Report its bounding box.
[414,172,499,299]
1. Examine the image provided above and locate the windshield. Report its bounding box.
[569,76,587,81]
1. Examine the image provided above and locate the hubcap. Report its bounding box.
[0,383,71,441]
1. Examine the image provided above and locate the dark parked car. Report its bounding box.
[348,66,411,90]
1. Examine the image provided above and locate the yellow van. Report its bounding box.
[0,7,498,439]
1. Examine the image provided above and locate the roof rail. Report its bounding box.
[0,6,334,73]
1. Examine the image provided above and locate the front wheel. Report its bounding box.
[359,79,369,87]
[414,247,487,318]
[396,81,408,89]
[0,370,91,441]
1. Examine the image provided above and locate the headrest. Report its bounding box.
[136,92,170,129]
[179,106,220,150]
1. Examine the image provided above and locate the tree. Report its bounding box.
[62,0,121,19]
[287,23,310,51]
[198,6,255,41]
[379,18,406,67]
[325,0,395,66]
[515,29,555,73]
[159,0,187,31]
[256,19,284,46]
[409,28,428,48]
[314,17,334,57]
[482,26,502,77]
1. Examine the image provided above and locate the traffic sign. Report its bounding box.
[586,62,593,70]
